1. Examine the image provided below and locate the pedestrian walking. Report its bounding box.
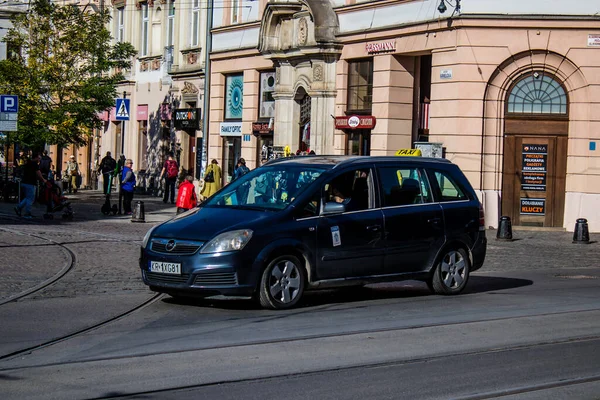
[121,159,136,215]
[175,175,198,214]
[14,153,47,219]
[232,158,250,181]
[159,153,179,204]
[64,155,80,193]
[200,159,222,200]
[117,154,126,214]
[98,151,117,195]
[39,150,52,180]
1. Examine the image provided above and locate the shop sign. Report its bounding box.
[334,115,377,130]
[136,105,148,121]
[252,121,273,136]
[220,121,243,136]
[520,198,545,215]
[174,108,201,130]
[588,34,600,47]
[366,40,396,54]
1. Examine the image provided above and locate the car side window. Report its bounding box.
[323,168,373,212]
[296,192,321,219]
[378,167,432,207]
[433,170,467,202]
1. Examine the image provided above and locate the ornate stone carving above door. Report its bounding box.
[181,81,199,94]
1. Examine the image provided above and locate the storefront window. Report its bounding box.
[347,59,373,112]
[222,136,241,183]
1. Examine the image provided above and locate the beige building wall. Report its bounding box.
[207,3,600,231]
[372,54,414,156]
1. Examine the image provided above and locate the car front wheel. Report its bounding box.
[258,255,305,310]
[430,248,470,295]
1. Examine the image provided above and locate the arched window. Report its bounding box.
[507,72,567,114]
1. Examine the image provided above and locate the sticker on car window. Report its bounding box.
[331,226,341,247]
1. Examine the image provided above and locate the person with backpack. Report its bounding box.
[175,175,198,214]
[159,153,179,204]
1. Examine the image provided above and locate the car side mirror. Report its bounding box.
[322,201,345,215]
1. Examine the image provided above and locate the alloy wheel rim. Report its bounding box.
[269,260,301,304]
[440,250,466,289]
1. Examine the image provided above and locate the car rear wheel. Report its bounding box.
[430,248,470,295]
[258,255,305,310]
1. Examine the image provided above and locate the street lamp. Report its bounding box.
[438,0,461,16]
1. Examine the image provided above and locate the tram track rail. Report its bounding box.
[16,332,600,400]
[0,225,161,362]
[0,227,77,306]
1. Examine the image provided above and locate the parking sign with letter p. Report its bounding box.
[0,95,18,113]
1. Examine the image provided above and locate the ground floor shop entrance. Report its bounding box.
[502,132,567,228]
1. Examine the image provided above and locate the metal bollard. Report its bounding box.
[131,200,145,223]
[572,218,590,244]
[496,216,513,241]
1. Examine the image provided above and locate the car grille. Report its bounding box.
[193,271,238,286]
[145,271,190,285]
[150,239,203,255]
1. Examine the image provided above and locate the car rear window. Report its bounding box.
[433,170,468,202]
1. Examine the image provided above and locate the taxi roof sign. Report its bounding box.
[395,148,422,156]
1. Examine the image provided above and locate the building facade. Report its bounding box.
[97,0,209,192]
[206,0,600,232]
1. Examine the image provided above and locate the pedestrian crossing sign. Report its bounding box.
[115,98,130,121]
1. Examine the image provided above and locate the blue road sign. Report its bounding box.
[0,95,18,113]
[115,98,130,121]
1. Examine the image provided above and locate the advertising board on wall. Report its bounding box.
[520,198,546,215]
[521,144,547,191]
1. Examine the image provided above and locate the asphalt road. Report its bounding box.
[0,192,599,400]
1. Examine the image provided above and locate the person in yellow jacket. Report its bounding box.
[200,159,222,200]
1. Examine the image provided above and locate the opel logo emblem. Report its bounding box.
[165,240,176,252]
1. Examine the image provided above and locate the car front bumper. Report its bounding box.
[140,246,260,298]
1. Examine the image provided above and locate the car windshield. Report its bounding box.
[204,165,326,211]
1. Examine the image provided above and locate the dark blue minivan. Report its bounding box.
[140,156,486,309]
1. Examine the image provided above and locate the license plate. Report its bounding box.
[149,261,181,275]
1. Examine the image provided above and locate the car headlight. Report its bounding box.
[142,225,158,249]
[200,229,253,254]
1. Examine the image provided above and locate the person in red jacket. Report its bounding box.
[176,175,198,214]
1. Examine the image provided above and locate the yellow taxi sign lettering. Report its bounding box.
[395,148,422,156]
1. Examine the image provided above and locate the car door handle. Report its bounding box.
[428,218,441,225]
[367,225,381,232]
